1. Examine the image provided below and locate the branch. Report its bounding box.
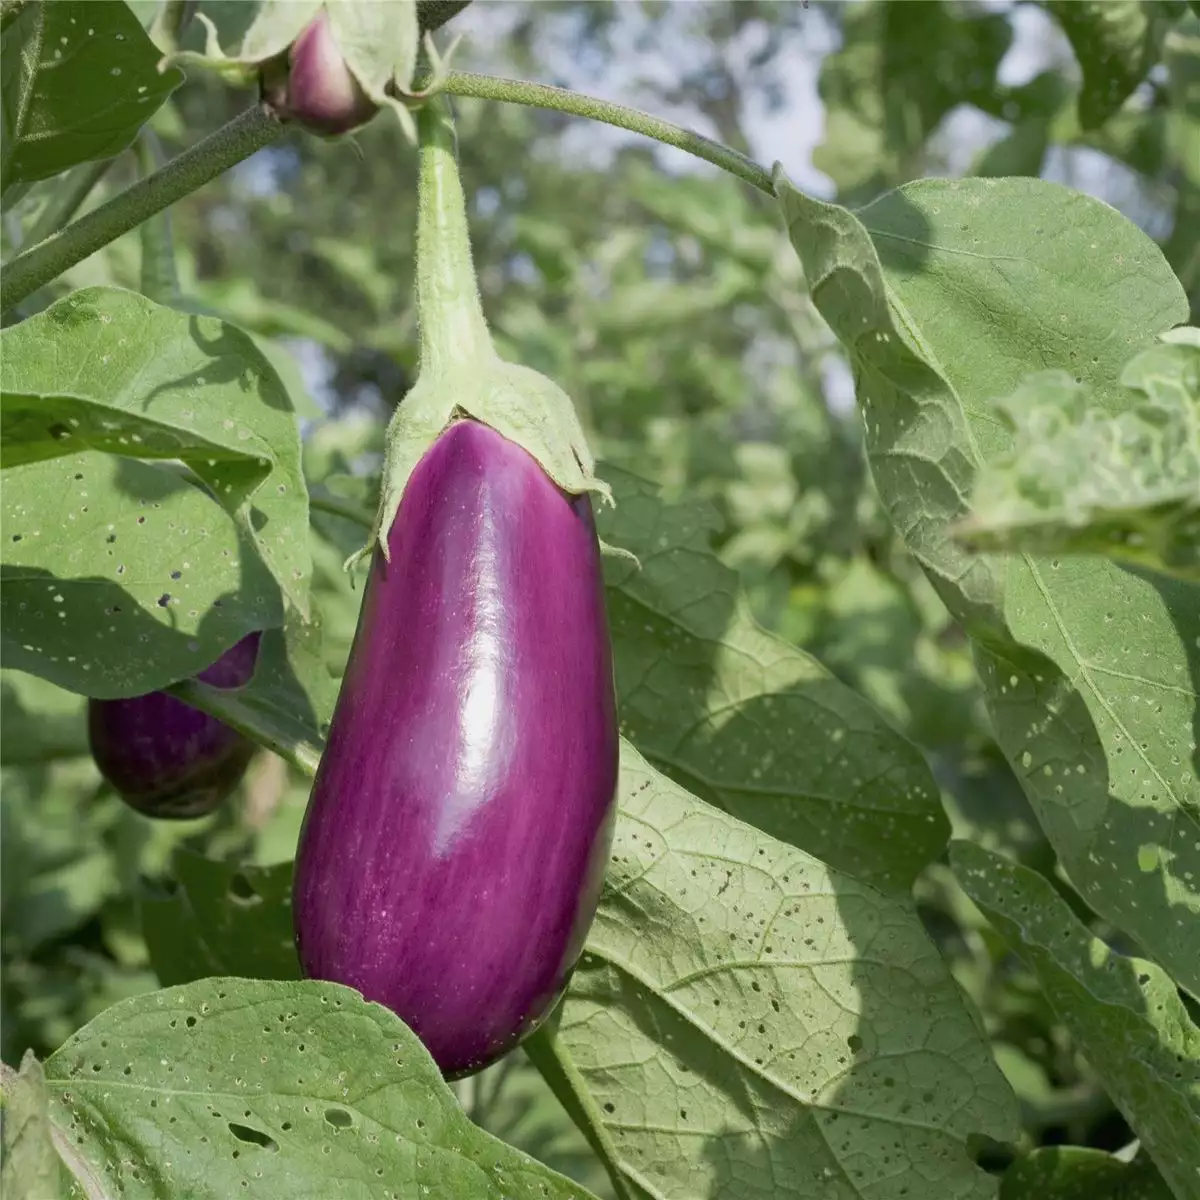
[435,70,776,197]
[2,106,282,313]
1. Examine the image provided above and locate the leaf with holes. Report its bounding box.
[596,465,946,896]
[141,851,300,988]
[777,172,1200,997]
[169,605,337,776]
[0,0,182,189]
[0,288,311,615]
[1000,1147,1174,1199]
[952,842,1200,1198]
[956,331,1200,583]
[537,743,1017,1200]
[43,978,598,1200]
[1,452,281,697]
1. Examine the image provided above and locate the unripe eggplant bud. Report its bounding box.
[88,633,261,820]
[293,421,618,1077]
[263,10,378,137]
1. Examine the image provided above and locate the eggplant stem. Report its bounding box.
[413,98,496,375]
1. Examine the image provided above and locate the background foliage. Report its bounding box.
[1,2,1197,1199]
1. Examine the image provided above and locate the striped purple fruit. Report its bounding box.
[293,420,618,1077]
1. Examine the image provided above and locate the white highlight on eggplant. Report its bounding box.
[433,503,512,853]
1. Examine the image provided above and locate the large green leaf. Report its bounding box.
[956,332,1200,582]
[953,842,1200,1199]
[41,978,598,1200]
[777,173,1200,997]
[1,451,282,697]
[1001,1147,1174,1199]
[541,744,1017,1200]
[1,287,311,615]
[597,467,947,896]
[0,0,182,189]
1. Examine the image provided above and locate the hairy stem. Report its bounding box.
[435,70,776,197]
[414,98,494,373]
[1,106,282,313]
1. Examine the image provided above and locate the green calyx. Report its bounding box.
[349,98,611,569]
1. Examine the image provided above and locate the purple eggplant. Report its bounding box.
[262,9,377,137]
[293,420,618,1077]
[88,633,261,820]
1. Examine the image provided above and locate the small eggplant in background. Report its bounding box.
[88,632,261,820]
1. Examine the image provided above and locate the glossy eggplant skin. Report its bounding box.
[88,633,260,820]
[293,420,618,1077]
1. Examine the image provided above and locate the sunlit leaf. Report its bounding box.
[599,467,947,896]
[956,332,1200,582]
[954,842,1200,1198]
[0,287,312,616]
[777,172,1200,998]
[43,978,598,1199]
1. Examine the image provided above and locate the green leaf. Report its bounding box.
[1046,0,1172,130]
[1,451,282,698]
[0,0,182,189]
[956,333,1200,581]
[776,173,1200,997]
[0,1051,76,1200]
[544,744,1018,1200]
[141,851,299,987]
[1,287,312,616]
[42,978,599,1200]
[134,747,1018,1200]
[597,466,947,896]
[169,606,336,776]
[1000,1147,1175,1200]
[952,842,1200,1199]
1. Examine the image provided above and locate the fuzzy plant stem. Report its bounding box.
[1,106,282,313]
[414,98,494,374]
[436,70,776,197]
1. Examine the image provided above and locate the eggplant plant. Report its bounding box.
[1,2,1198,1200]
